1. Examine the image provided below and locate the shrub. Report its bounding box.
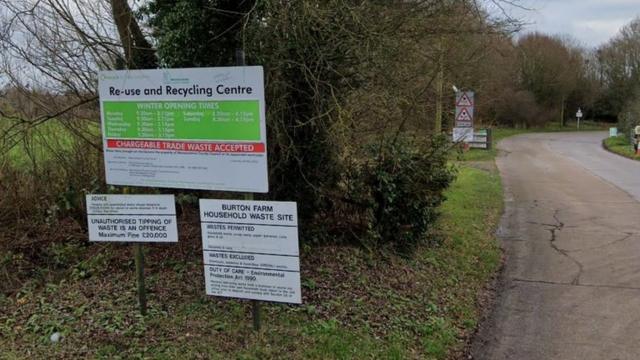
[618,95,640,140]
[492,90,546,128]
[343,135,456,253]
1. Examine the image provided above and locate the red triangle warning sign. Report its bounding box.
[456,93,473,107]
[456,107,472,122]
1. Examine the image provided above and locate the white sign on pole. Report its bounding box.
[86,194,178,242]
[455,91,475,128]
[453,127,474,142]
[98,67,268,193]
[199,199,301,304]
[610,127,618,137]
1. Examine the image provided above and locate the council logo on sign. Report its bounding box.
[100,73,119,81]
[163,70,190,85]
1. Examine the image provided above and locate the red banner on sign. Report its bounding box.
[106,139,266,153]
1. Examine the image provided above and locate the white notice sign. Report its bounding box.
[86,194,178,242]
[98,67,268,192]
[453,127,474,143]
[199,199,301,304]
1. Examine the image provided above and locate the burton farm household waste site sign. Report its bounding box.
[98,67,268,192]
[200,199,301,304]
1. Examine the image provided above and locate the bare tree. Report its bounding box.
[0,0,135,157]
[517,33,583,126]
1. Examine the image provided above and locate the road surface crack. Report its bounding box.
[526,221,557,227]
[512,278,640,291]
[546,209,584,285]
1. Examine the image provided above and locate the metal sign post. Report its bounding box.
[576,108,583,130]
[236,48,262,332]
[134,243,147,315]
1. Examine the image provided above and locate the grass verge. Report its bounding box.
[603,135,639,160]
[0,164,503,359]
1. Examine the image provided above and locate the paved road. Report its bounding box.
[472,132,640,360]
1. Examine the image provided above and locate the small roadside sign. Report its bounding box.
[86,194,178,242]
[453,127,474,142]
[200,199,301,304]
[576,108,584,129]
[455,91,475,129]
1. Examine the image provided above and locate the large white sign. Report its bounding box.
[199,199,301,304]
[98,67,268,192]
[86,194,178,242]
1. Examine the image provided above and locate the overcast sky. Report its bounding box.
[504,0,640,48]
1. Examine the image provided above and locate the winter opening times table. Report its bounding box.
[102,100,260,141]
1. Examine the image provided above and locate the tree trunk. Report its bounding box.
[110,0,157,69]
[434,39,444,133]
